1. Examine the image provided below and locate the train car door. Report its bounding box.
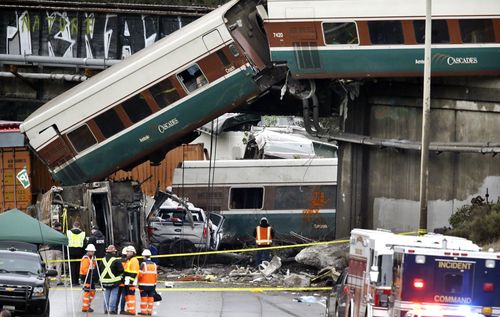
[224,0,273,71]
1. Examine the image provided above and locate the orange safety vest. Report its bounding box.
[138,261,158,286]
[255,225,272,246]
[79,255,97,275]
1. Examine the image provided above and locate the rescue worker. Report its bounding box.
[117,247,128,314]
[67,221,86,286]
[138,249,158,316]
[100,245,123,314]
[86,225,106,259]
[253,217,274,267]
[80,244,98,313]
[122,245,140,315]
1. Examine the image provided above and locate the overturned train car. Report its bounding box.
[20,0,285,185]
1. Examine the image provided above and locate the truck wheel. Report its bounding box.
[31,300,49,317]
[169,240,196,268]
[44,301,50,317]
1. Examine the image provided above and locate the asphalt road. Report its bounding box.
[49,288,327,317]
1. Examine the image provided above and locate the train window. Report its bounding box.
[229,44,240,57]
[67,124,97,153]
[122,94,153,124]
[368,21,404,44]
[94,108,125,138]
[414,20,450,44]
[150,78,180,109]
[459,19,495,43]
[323,22,358,45]
[229,187,263,209]
[177,64,208,93]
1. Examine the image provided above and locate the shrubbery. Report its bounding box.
[448,196,500,244]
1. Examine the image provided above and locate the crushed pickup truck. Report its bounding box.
[146,189,224,267]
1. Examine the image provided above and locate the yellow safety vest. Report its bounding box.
[101,257,122,285]
[124,257,140,282]
[67,231,86,248]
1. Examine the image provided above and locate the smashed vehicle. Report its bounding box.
[146,189,224,266]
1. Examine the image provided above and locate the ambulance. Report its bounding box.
[330,229,500,317]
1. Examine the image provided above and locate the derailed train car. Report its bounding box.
[20,0,285,185]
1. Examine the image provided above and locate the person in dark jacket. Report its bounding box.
[67,221,86,286]
[87,226,106,259]
[100,245,124,314]
[253,217,275,267]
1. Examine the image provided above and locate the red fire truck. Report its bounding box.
[328,229,500,317]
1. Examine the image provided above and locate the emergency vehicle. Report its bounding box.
[331,229,500,317]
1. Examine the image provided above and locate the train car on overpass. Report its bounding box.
[264,0,500,79]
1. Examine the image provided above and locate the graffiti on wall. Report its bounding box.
[0,10,196,60]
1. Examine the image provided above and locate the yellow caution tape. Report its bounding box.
[50,286,332,292]
[46,230,421,263]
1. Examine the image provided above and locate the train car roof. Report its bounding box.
[179,157,338,168]
[267,0,500,19]
[173,158,338,186]
[20,0,238,134]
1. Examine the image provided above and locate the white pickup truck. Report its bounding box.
[146,191,224,267]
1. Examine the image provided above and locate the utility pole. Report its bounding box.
[419,0,432,232]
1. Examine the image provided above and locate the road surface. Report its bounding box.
[49,288,327,317]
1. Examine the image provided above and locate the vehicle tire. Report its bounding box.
[44,301,50,317]
[169,239,196,268]
[31,300,49,317]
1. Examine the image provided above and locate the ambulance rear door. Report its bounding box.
[432,258,476,305]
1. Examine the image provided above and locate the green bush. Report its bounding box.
[448,196,500,244]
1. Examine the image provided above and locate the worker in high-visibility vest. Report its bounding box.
[122,245,140,315]
[100,245,124,314]
[67,221,86,286]
[138,249,158,316]
[253,217,274,267]
[80,244,98,313]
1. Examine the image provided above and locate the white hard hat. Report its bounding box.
[142,249,152,257]
[121,247,128,255]
[85,244,96,252]
[126,245,136,254]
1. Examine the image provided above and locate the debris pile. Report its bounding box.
[158,242,349,289]
[295,243,348,270]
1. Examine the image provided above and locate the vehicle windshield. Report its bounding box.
[158,208,204,222]
[0,252,42,275]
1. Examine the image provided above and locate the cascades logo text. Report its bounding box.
[447,56,478,65]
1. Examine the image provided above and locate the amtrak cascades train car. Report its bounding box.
[264,0,500,78]
[20,0,285,185]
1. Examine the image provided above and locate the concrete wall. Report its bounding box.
[336,78,500,238]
